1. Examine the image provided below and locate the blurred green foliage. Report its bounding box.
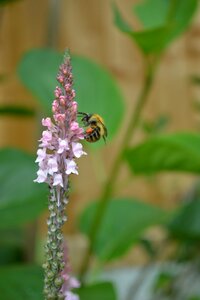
[79,198,168,261]
[169,199,200,240]
[113,0,198,54]
[77,282,116,300]
[0,148,47,228]
[0,264,116,300]
[125,133,200,174]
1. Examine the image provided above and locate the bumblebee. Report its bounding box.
[78,112,108,143]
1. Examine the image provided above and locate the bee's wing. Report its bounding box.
[99,120,107,137]
[103,124,108,137]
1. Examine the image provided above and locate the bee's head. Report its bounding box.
[78,112,92,126]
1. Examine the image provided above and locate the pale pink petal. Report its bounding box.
[42,117,52,128]
[72,142,87,158]
[53,174,63,187]
[35,148,46,163]
[58,139,69,154]
[34,169,48,183]
[69,277,80,289]
[48,157,58,175]
[64,291,79,300]
[65,159,78,175]
[54,86,62,98]
[42,130,52,141]
[54,113,66,123]
[70,121,79,131]
[52,100,59,113]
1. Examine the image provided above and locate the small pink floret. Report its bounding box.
[34,169,48,183]
[65,159,78,175]
[58,139,69,154]
[35,148,46,163]
[54,113,66,123]
[42,118,52,128]
[47,157,58,175]
[64,291,79,300]
[72,142,87,158]
[53,173,63,187]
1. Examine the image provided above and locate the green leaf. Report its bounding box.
[113,0,198,54]
[169,199,200,240]
[129,26,172,54]
[0,148,47,228]
[167,0,198,41]
[134,0,169,29]
[125,133,200,174]
[17,48,124,141]
[0,105,35,117]
[0,265,43,300]
[77,282,116,300]
[79,198,167,261]
[113,3,171,53]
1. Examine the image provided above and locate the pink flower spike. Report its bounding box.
[72,142,87,158]
[53,173,63,187]
[34,51,86,299]
[35,148,46,163]
[47,157,58,175]
[58,139,69,154]
[65,159,78,175]
[34,169,48,183]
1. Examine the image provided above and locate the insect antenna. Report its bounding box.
[77,112,88,117]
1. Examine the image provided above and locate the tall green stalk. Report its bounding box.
[79,56,160,280]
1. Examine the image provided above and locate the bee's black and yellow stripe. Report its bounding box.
[84,127,101,142]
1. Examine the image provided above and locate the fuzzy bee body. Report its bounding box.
[78,112,107,143]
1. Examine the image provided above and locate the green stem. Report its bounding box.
[79,56,159,281]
